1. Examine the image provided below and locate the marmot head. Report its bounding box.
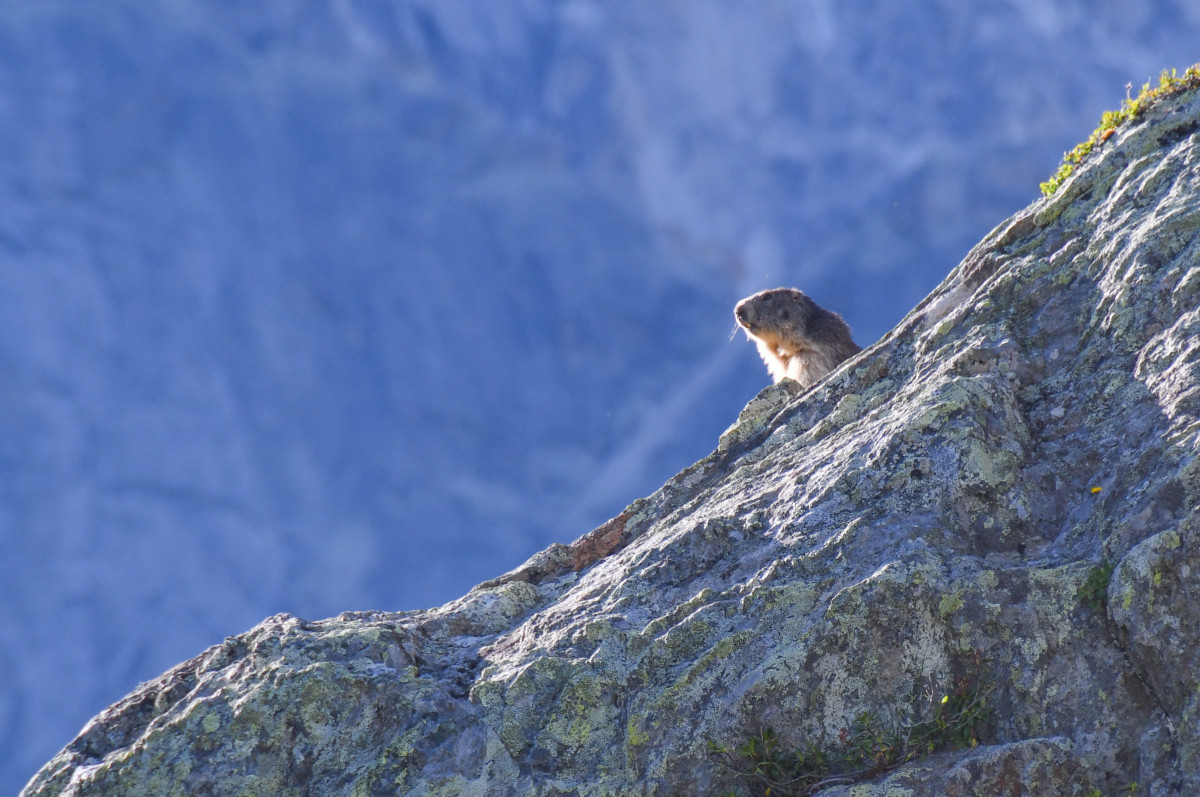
[734,288,819,346]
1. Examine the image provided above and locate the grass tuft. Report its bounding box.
[1040,65,1200,197]
[710,652,993,797]
[1078,560,1115,614]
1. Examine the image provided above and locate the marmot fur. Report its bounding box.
[735,287,861,387]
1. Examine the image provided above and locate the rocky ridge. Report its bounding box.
[23,84,1200,796]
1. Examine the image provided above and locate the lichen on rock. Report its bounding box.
[22,86,1200,797]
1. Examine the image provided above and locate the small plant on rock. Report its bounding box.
[1040,64,1200,197]
[710,652,994,797]
[1078,559,1115,614]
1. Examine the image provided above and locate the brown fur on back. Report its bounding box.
[734,288,862,387]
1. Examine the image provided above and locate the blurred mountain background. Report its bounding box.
[3,1,1198,790]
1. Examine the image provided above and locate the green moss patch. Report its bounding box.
[1040,65,1200,196]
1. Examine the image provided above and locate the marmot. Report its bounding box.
[735,287,862,387]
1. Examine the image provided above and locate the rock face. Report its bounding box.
[23,87,1200,797]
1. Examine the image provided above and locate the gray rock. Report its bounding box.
[22,77,1200,797]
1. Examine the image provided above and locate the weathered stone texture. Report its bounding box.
[23,89,1200,796]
